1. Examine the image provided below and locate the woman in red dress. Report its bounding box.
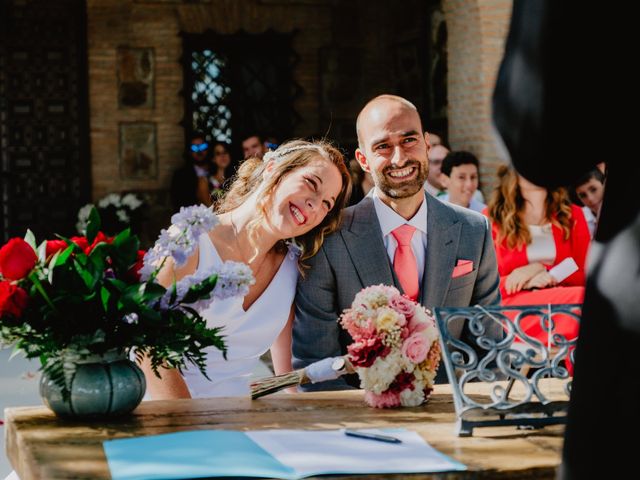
[484,166,590,369]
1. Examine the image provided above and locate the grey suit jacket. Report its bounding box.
[292,193,501,390]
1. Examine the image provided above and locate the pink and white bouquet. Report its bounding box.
[340,285,441,408]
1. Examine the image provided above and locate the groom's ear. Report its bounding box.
[355,148,370,173]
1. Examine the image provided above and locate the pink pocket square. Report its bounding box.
[452,259,473,278]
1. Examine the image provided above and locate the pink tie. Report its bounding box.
[391,225,419,301]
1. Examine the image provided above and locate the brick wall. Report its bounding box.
[443,0,512,196]
[87,0,338,203]
[87,0,512,215]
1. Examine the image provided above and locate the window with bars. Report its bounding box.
[191,50,232,143]
[182,30,301,153]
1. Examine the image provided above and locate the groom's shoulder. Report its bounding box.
[318,198,370,249]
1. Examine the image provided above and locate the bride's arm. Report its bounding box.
[271,306,294,376]
[138,248,200,399]
[139,356,192,400]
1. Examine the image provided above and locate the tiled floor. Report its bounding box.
[0,349,41,478]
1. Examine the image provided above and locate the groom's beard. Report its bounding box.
[373,160,428,199]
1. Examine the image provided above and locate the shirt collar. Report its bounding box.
[372,187,427,237]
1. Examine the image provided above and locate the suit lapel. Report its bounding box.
[341,197,396,290]
[421,194,461,308]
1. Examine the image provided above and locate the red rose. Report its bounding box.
[70,236,90,252]
[46,240,68,258]
[347,336,390,368]
[125,250,146,283]
[0,281,29,318]
[0,238,38,280]
[388,371,416,394]
[85,232,113,254]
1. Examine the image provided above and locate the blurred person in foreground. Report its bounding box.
[493,1,639,477]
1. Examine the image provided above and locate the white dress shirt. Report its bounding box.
[372,188,428,285]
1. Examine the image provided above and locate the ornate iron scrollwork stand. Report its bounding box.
[434,304,581,436]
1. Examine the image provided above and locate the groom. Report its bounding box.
[292,94,501,390]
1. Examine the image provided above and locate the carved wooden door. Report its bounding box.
[0,0,91,241]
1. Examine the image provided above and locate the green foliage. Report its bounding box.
[0,208,227,400]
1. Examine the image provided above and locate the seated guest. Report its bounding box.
[426,130,443,147]
[440,151,486,213]
[485,166,590,365]
[171,132,215,210]
[241,133,267,160]
[572,168,605,238]
[210,141,234,203]
[423,144,449,197]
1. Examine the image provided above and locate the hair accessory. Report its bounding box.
[263,144,323,163]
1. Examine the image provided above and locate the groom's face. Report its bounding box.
[355,101,430,199]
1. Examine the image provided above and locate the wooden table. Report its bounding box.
[5,383,565,479]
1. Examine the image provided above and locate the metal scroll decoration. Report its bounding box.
[434,304,581,436]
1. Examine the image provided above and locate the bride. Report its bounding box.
[140,139,351,399]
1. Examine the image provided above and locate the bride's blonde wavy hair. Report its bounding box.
[216,139,351,269]
[487,165,573,249]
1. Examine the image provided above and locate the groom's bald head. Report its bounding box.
[356,95,423,149]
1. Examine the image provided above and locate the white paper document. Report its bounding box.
[246,428,466,477]
[104,427,465,479]
[548,257,579,282]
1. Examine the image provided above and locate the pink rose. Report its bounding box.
[364,390,401,408]
[407,315,428,334]
[389,294,415,320]
[401,333,429,364]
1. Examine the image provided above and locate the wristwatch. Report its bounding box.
[331,357,348,376]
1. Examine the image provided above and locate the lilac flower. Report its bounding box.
[155,261,254,312]
[170,204,218,236]
[209,261,254,301]
[140,206,219,280]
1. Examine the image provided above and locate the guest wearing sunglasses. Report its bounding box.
[171,132,217,211]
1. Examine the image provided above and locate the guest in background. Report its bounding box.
[263,135,280,152]
[423,144,449,197]
[426,131,443,147]
[440,151,486,213]
[485,165,590,363]
[210,141,234,203]
[171,132,215,211]
[346,158,374,206]
[572,168,605,238]
[242,133,267,160]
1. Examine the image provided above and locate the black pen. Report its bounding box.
[344,429,402,444]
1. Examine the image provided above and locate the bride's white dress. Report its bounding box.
[181,232,299,398]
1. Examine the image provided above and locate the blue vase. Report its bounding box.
[39,350,146,418]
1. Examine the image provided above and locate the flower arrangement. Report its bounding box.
[0,205,253,399]
[340,285,441,408]
[77,192,145,236]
